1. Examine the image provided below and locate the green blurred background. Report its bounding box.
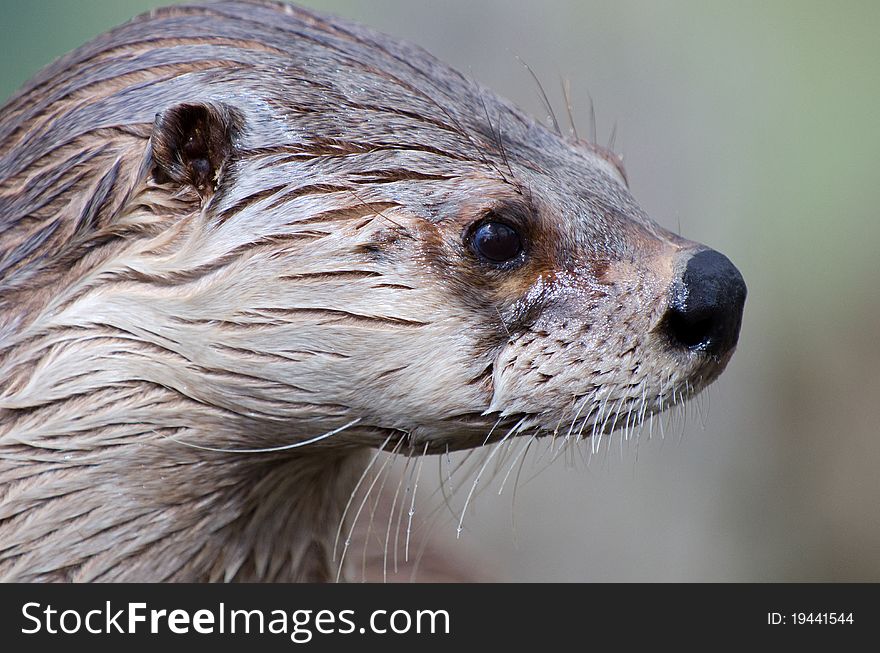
[2,0,878,581]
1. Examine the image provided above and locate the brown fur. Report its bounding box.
[0,1,741,581]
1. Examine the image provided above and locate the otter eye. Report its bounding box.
[472,221,523,264]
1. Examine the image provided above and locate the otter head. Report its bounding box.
[111,10,746,455]
[0,1,745,580]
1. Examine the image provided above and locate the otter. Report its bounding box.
[0,0,746,581]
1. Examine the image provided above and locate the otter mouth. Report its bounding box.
[404,372,713,457]
[548,376,711,445]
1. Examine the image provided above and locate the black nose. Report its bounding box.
[663,248,747,356]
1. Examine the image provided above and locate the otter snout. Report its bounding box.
[662,248,747,357]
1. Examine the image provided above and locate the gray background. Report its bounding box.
[2,0,878,581]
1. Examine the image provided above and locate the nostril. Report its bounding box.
[666,310,714,349]
[663,248,747,355]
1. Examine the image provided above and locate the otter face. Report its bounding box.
[159,107,745,455]
[346,132,747,452]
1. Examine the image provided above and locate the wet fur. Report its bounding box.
[0,1,731,580]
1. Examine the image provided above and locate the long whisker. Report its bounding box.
[387,453,413,579]
[332,431,393,568]
[497,433,533,496]
[433,447,480,521]
[166,418,361,453]
[508,433,537,548]
[516,56,561,135]
[404,441,429,563]
[560,76,579,141]
[456,417,526,538]
[336,435,400,581]
[360,435,405,581]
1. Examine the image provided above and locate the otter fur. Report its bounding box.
[0,0,745,581]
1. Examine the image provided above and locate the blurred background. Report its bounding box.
[2,0,878,581]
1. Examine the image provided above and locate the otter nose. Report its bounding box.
[663,248,747,356]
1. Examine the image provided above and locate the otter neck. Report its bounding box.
[0,394,368,581]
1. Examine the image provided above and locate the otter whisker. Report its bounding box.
[384,58,511,183]
[633,418,643,464]
[404,441,429,563]
[574,430,591,468]
[384,451,411,581]
[698,385,711,430]
[520,429,579,487]
[479,93,515,183]
[560,76,580,142]
[508,433,539,546]
[591,393,615,455]
[598,395,628,461]
[497,432,535,496]
[678,396,690,444]
[456,417,526,538]
[575,401,599,442]
[360,435,405,582]
[622,402,633,443]
[442,445,453,493]
[491,434,517,482]
[550,401,571,442]
[433,447,478,523]
[391,454,415,575]
[575,396,600,443]
[427,440,484,524]
[419,447,488,536]
[164,417,361,453]
[407,432,527,580]
[489,424,525,485]
[565,392,592,444]
[333,431,394,566]
[336,434,400,582]
[657,376,669,441]
[450,417,504,496]
[638,384,650,437]
[679,383,691,440]
[539,407,596,470]
[590,387,615,456]
[494,305,512,338]
[605,395,627,443]
[516,55,561,135]
[566,430,578,468]
[344,188,408,234]
[607,121,619,153]
[409,460,465,582]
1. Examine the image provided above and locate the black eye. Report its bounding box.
[472,221,523,264]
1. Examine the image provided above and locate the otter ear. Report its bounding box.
[150,103,239,196]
